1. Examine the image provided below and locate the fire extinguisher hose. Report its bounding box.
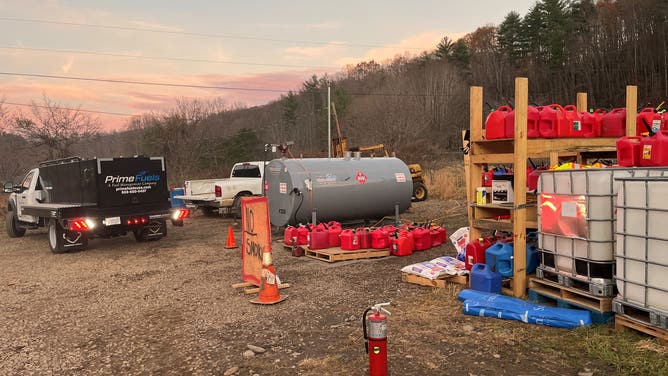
[362,307,373,354]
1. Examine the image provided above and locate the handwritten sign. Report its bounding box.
[241,197,271,286]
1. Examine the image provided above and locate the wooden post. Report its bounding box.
[513,77,528,298]
[576,93,587,112]
[469,86,484,241]
[626,85,637,137]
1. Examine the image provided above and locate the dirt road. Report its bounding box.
[0,200,664,375]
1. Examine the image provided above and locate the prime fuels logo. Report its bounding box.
[104,170,161,184]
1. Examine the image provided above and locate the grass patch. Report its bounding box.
[423,164,466,200]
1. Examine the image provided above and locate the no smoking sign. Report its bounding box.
[356,171,368,185]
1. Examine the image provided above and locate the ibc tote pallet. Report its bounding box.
[536,267,615,297]
[615,315,668,345]
[613,299,668,330]
[528,277,613,313]
[465,80,636,297]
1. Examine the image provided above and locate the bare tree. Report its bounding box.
[12,95,100,160]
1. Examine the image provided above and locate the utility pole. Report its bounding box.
[327,85,331,159]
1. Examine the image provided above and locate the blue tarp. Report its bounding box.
[457,289,592,328]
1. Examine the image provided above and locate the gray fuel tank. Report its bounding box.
[266,157,413,227]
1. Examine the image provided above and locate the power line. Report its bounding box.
[0,16,426,51]
[0,71,293,93]
[0,45,334,70]
[3,101,136,117]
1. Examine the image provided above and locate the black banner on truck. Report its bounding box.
[97,157,169,207]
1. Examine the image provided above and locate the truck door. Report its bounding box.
[16,169,41,223]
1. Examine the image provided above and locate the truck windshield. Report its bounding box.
[232,165,261,178]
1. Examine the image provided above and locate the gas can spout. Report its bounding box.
[371,302,391,316]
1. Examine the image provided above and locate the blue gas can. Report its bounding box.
[485,242,514,278]
[470,263,502,294]
[526,244,539,274]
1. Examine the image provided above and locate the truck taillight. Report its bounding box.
[172,209,190,221]
[215,185,222,197]
[125,217,147,226]
[69,218,89,231]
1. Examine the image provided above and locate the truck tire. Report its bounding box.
[412,182,428,202]
[48,220,88,253]
[133,219,167,242]
[6,210,26,238]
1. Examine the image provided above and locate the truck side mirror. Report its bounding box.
[3,182,13,193]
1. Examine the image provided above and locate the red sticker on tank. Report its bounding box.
[356,171,367,185]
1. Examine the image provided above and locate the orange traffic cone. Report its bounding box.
[224,226,238,249]
[250,252,288,305]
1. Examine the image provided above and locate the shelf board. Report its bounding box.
[473,218,538,232]
[471,202,536,210]
[471,138,618,156]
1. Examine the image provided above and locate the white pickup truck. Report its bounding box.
[175,161,265,216]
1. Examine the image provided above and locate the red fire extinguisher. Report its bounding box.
[363,302,391,376]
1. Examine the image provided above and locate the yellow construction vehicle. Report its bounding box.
[331,103,428,202]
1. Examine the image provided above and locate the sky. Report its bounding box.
[0,0,536,131]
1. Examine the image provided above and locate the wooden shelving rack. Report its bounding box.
[465,78,637,297]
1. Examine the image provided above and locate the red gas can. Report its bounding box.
[617,136,643,167]
[327,221,341,228]
[371,229,389,249]
[412,227,431,251]
[340,229,360,251]
[437,226,446,244]
[297,225,310,246]
[356,228,371,249]
[563,105,584,137]
[382,225,397,236]
[485,105,512,140]
[465,237,493,271]
[506,105,542,138]
[309,227,329,250]
[283,226,298,246]
[429,227,442,247]
[581,109,605,137]
[539,104,569,138]
[600,108,626,137]
[390,231,414,256]
[481,170,494,187]
[639,130,668,167]
[328,225,342,248]
[636,108,662,136]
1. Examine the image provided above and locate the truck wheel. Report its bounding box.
[133,219,167,242]
[48,220,88,253]
[6,210,26,238]
[413,182,428,202]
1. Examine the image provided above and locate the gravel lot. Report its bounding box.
[0,199,661,375]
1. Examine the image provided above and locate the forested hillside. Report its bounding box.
[1,0,666,184]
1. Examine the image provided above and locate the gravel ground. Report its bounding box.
[0,199,647,375]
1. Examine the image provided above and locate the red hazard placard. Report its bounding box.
[356,171,367,185]
[241,197,271,286]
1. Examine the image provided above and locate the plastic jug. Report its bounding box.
[283,226,298,246]
[539,104,569,138]
[527,166,547,191]
[470,263,502,294]
[326,221,341,229]
[437,226,447,244]
[327,225,342,248]
[481,170,494,187]
[639,130,668,167]
[412,227,431,251]
[485,105,512,139]
[580,109,605,137]
[382,225,398,236]
[600,108,626,137]
[340,229,360,251]
[485,242,514,278]
[563,105,584,137]
[616,136,643,167]
[430,227,443,247]
[636,108,662,136]
[309,227,329,250]
[465,237,493,271]
[390,231,414,256]
[356,228,371,249]
[371,228,389,249]
[526,244,539,274]
[505,105,542,138]
[296,225,310,246]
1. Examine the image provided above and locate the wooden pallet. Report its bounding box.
[401,272,468,288]
[305,247,389,263]
[615,314,668,345]
[528,277,612,312]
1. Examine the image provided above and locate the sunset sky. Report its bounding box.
[0,0,535,131]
